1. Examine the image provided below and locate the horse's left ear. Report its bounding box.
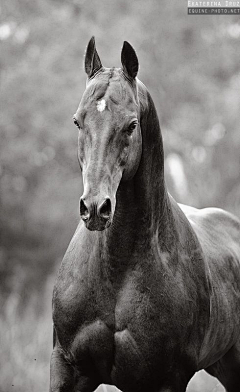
[85,36,102,78]
[121,41,139,79]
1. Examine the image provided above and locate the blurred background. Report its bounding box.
[1,0,240,390]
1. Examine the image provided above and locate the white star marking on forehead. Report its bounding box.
[97,99,106,112]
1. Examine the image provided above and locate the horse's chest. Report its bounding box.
[53,273,141,337]
[54,281,171,389]
[53,273,158,385]
[54,265,184,370]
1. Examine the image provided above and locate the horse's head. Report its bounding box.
[73,37,142,231]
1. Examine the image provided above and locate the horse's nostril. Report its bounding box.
[80,198,89,221]
[98,198,111,220]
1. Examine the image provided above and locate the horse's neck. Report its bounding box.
[102,88,178,262]
[135,89,169,229]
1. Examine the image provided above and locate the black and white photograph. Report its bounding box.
[1,1,240,391]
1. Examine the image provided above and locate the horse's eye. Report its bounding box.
[126,121,137,135]
[73,117,81,130]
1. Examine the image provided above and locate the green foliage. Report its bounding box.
[1,0,240,390]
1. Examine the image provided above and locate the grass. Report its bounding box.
[0,277,224,392]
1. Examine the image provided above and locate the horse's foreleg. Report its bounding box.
[158,388,187,392]
[157,369,194,392]
[205,340,240,392]
[50,345,100,392]
[50,346,75,392]
[158,387,187,392]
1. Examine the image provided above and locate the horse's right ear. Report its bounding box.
[84,36,102,78]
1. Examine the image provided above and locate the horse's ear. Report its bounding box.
[121,41,139,80]
[84,36,102,78]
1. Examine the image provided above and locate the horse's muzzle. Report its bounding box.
[80,196,112,231]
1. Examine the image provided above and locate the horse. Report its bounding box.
[50,37,240,392]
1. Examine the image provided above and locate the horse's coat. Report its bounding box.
[50,37,240,392]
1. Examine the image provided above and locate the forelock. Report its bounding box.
[84,68,134,106]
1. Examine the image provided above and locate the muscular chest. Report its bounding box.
[53,253,189,349]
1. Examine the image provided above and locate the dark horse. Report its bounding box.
[50,37,240,392]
